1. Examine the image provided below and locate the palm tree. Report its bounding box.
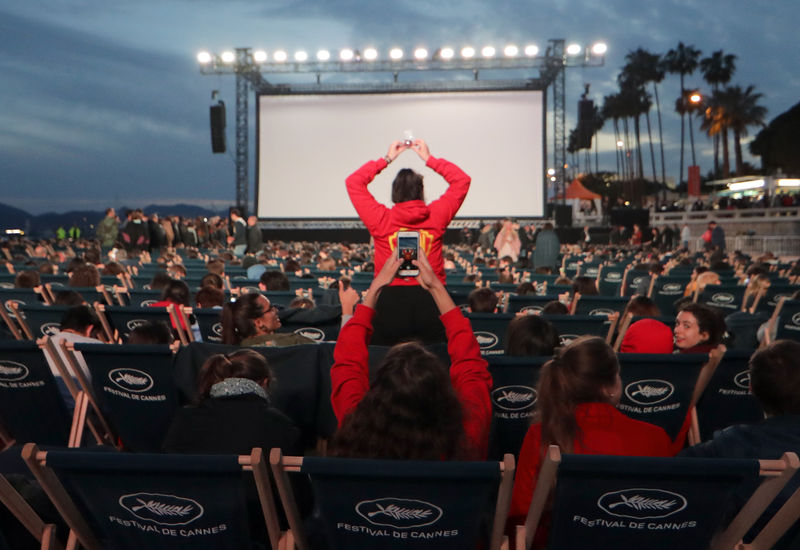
[726,85,767,174]
[700,51,737,175]
[662,42,702,184]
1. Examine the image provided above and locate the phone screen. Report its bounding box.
[398,235,419,272]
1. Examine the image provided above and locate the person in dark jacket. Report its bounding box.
[245,215,263,254]
[531,222,560,272]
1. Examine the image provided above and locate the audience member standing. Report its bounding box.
[228,208,247,256]
[246,215,263,254]
[709,220,726,251]
[96,208,119,248]
[494,219,521,262]
[532,223,560,272]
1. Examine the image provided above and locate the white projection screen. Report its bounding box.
[256,90,544,220]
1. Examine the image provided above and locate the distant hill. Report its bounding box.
[0,202,227,237]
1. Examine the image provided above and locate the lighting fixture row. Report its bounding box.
[196,42,607,65]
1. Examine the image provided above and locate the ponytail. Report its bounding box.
[196,349,272,401]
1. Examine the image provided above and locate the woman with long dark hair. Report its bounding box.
[508,336,672,543]
[220,292,313,347]
[330,250,491,460]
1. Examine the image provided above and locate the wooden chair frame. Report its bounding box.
[0,474,64,549]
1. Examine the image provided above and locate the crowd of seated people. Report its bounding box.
[1,219,799,549]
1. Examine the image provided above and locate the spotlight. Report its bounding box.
[363,47,378,61]
[252,50,267,63]
[566,43,582,55]
[220,51,235,64]
[547,168,556,176]
[389,48,403,60]
[461,46,475,58]
[316,49,331,61]
[294,50,308,62]
[414,48,428,60]
[197,51,212,64]
[481,46,496,58]
[591,42,607,55]
[503,44,519,57]
[440,47,455,60]
[524,44,539,56]
[273,50,288,62]
[340,48,354,61]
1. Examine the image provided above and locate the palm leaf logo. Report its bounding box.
[608,494,676,511]
[131,498,193,517]
[367,503,432,520]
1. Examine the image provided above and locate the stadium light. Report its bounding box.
[504,45,519,57]
[566,43,582,55]
[220,50,236,63]
[389,48,404,60]
[316,49,330,61]
[591,42,607,55]
[363,47,378,61]
[294,50,308,62]
[524,44,539,56]
[461,46,476,59]
[414,48,428,60]
[197,51,212,64]
[252,50,267,63]
[481,46,496,58]
[273,50,287,62]
[440,47,455,60]
[340,48,355,61]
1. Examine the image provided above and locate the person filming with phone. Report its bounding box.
[346,138,470,345]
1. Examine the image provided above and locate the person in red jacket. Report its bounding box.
[330,249,492,461]
[346,138,470,344]
[508,336,673,546]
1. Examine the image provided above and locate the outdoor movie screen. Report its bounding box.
[256,89,545,219]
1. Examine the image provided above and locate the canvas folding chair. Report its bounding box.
[0,303,24,341]
[754,284,800,317]
[114,288,162,307]
[768,298,800,343]
[571,295,629,317]
[650,274,692,316]
[597,265,626,297]
[94,304,187,344]
[270,448,515,550]
[616,353,714,446]
[178,306,223,343]
[7,304,70,341]
[0,341,80,448]
[0,287,50,309]
[515,445,799,550]
[276,306,342,343]
[505,294,558,315]
[44,285,113,307]
[737,482,800,550]
[542,314,616,345]
[22,444,286,550]
[695,349,765,442]
[466,313,514,356]
[621,268,650,297]
[696,284,748,313]
[62,343,179,452]
[0,473,65,550]
[486,355,549,460]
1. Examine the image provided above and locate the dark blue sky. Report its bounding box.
[1,1,797,214]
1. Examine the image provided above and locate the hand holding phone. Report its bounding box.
[397,231,420,277]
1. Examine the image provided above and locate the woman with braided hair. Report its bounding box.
[507,336,673,545]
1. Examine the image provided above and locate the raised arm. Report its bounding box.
[345,141,409,232]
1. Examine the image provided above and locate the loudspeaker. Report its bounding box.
[547,203,573,227]
[209,102,226,154]
[576,99,595,149]
[609,208,650,229]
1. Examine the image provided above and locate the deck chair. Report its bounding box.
[616,353,711,444]
[64,343,179,452]
[542,314,616,344]
[695,349,765,442]
[754,284,800,317]
[769,298,800,343]
[0,473,64,550]
[506,294,559,315]
[650,274,692,316]
[115,288,162,307]
[466,313,514,356]
[572,295,629,316]
[486,355,549,460]
[0,287,50,310]
[0,303,24,341]
[45,285,113,307]
[95,304,187,344]
[697,284,748,313]
[0,341,79,448]
[515,445,799,550]
[621,268,650,297]
[8,304,70,341]
[597,265,625,297]
[276,305,342,343]
[22,444,285,550]
[270,448,515,550]
[737,483,800,550]
[178,306,223,343]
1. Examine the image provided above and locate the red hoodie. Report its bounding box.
[346,156,470,285]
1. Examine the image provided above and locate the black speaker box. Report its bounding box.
[609,207,650,228]
[546,203,573,227]
[210,102,226,154]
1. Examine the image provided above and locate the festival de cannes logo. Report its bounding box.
[492,385,537,411]
[624,379,675,406]
[356,498,442,529]
[734,370,751,389]
[711,292,735,305]
[119,493,204,526]
[520,305,543,314]
[126,319,148,331]
[40,322,61,336]
[559,334,579,345]
[0,361,29,382]
[589,308,615,316]
[792,312,800,326]
[295,327,325,341]
[0,282,13,289]
[109,368,154,393]
[661,283,683,295]
[598,489,687,519]
[474,332,499,349]
[212,323,223,336]
[632,276,645,286]
[605,272,622,282]
[584,267,599,277]
[139,299,158,307]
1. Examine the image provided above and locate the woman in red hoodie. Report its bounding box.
[346,139,470,345]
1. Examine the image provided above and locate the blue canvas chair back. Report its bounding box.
[528,273,557,287]
[486,355,548,460]
[775,299,800,342]
[697,284,747,313]
[191,308,224,343]
[0,341,71,446]
[0,288,45,316]
[651,274,691,316]
[122,289,162,307]
[573,296,628,316]
[103,306,175,343]
[300,456,503,550]
[16,304,70,339]
[562,255,582,278]
[74,344,178,452]
[755,284,800,316]
[264,291,304,309]
[695,349,764,441]
[622,269,650,297]
[29,448,264,550]
[547,453,758,550]
[616,353,707,440]
[69,287,113,306]
[466,313,514,356]
[579,262,602,278]
[276,306,341,343]
[506,295,559,315]
[597,265,625,296]
[542,314,613,345]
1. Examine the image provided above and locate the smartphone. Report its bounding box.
[397,231,420,277]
